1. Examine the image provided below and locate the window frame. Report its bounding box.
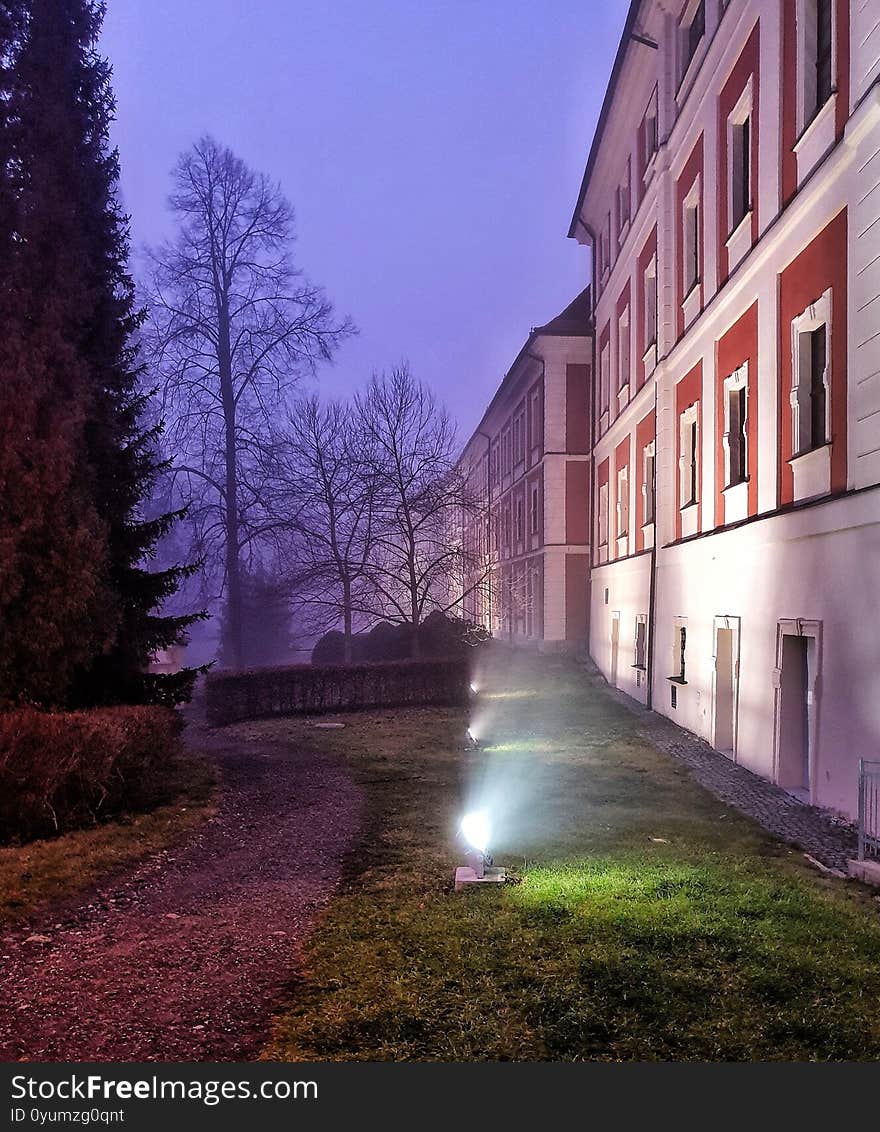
[722,362,749,489]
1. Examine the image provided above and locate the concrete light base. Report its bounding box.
[454,865,506,891]
[847,858,880,888]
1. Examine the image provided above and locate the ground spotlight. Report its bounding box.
[469,681,479,695]
[464,726,483,750]
[454,808,505,891]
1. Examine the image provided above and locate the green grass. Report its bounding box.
[0,751,216,927]
[257,654,880,1061]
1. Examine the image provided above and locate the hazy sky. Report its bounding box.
[102,0,629,439]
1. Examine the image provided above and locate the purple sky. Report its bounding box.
[102,0,629,439]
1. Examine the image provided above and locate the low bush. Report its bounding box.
[0,705,183,843]
[205,657,470,726]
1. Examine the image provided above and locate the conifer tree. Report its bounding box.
[0,0,202,706]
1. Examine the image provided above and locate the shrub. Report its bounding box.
[206,657,470,726]
[311,613,490,664]
[0,705,183,843]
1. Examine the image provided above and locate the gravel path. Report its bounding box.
[0,722,362,1061]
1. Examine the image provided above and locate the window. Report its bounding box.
[530,483,539,534]
[642,89,658,173]
[683,191,700,295]
[503,507,511,549]
[515,497,524,543]
[816,0,833,111]
[643,441,656,525]
[513,415,524,465]
[723,364,748,487]
[673,621,687,682]
[530,389,542,451]
[634,616,647,669]
[679,404,699,509]
[643,255,657,352]
[616,466,629,538]
[791,289,831,457]
[617,159,631,240]
[799,0,835,131]
[618,309,630,392]
[730,116,751,230]
[598,482,609,548]
[681,0,705,81]
[599,341,611,417]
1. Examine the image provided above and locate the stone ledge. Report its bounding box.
[847,859,880,888]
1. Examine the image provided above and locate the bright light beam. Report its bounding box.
[460,810,490,855]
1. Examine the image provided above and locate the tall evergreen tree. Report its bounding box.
[0,0,202,707]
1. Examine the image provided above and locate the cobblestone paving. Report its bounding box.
[601,682,859,874]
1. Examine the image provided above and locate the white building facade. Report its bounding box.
[457,291,592,653]
[568,0,880,819]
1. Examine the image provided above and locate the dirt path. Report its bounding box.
[0,722,362,1061]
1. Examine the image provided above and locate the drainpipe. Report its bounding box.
[476,428,493,633]
[645,380,659,711]
[574,217,598,663]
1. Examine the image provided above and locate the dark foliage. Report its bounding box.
[0,1,201,707]
[312,611,489,665]
[219,567,294,670]
[0,704,183,842]
[205,657,470,727]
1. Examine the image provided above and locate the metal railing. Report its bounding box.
[857,759,880,861]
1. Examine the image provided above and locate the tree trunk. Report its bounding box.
[218,297,243,669]
[342,577,353,664]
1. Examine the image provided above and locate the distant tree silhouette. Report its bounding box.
[145,137,353,669]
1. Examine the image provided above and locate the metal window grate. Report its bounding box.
[858,759,880,860]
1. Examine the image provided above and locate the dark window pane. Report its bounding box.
[810,324,827,448]
[816,0,833,108]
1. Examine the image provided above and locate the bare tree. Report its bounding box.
[354,365,483,657]
[144,136,353,667]
[264,395,376,663]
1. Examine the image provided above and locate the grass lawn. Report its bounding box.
[255,652,880,1061]
[0,749,216,928]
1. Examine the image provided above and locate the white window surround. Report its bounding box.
[795,0,836,139]
[643,254,658,361]
[793,91,836,187]
[616,465,629,543]
[679,403,700,537]
[643,90,659,182]
[676,0,708,104]
[598,481,609,546]
[681,177,701,327]
[599,341,611,421]
[617,307,631,410]
[789,288,832,504]
[670,616,688,683]
[726,78,754,270]
[633,614,648,670]
[722,362,749,523]
[642,440,656,548]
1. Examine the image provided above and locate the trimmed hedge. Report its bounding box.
[206,657,470,727]
[0,705,182,843]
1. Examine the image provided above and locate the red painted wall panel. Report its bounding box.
[778,210,848,505]
[565,461,589,545]
[565,364,590,453]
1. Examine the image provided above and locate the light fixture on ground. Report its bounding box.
[454,809,506,891]
[469,681,479,695]
[464,726,483,750]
